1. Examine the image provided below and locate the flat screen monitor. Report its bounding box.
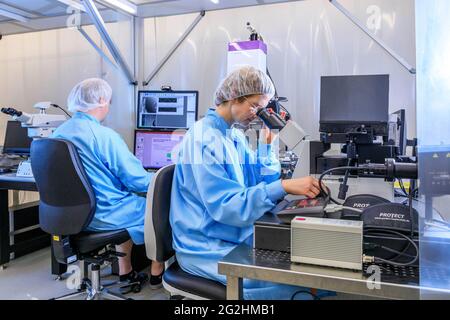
[134,130,185,170]
[319,75,390,136]
[137,90,198,130]
[2,121,32,155]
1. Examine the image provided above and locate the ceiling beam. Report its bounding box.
[0,8,29,23]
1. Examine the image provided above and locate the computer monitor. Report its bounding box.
[134,130,185,170]
[319,75,390,136]
[2,121,32,155]
[137,90,198,130]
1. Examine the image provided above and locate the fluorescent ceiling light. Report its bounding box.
[56,0,86,12]
[100,0,137,15]
[0,8,29,23]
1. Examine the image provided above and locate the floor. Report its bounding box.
[0,248,168,300]
[0,247,376,300]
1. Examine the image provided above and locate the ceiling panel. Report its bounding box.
[0,0,300,36]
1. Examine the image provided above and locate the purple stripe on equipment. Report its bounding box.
[228,40,267,54]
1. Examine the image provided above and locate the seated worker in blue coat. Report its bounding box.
[52,78,164,291]
[170,66,331,300]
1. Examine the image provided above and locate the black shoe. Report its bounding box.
[149,270,164,290]
[119,270,149,294]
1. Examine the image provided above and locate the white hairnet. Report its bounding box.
[214,66,275,105]
[67,78,112,113]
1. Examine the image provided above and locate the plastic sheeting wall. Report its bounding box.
[0,20,134,144]
[141,0,416,141]
[416,0,450,299]
[0,18,134,205]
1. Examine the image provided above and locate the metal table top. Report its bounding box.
[218,242,450,300]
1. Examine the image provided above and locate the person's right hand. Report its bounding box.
[281,176,321,198]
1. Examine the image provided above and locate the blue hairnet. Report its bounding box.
[67,78,112,113]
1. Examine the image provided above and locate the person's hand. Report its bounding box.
[281,176,321,198]
[260,125,278,144]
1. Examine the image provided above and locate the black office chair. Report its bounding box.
[31,138,135,300]
[144,164,226,300]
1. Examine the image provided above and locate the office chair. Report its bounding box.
[144,164,226,300]
[31,138,137,300]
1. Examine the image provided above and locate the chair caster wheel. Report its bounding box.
[132,284,142,293]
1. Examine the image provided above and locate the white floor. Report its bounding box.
[0,248,168,300]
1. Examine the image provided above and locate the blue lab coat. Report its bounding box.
[170,108,329,300]
[52,112,152,245]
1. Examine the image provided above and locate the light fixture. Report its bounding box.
[100,0,137,15]
[0,8,29,23]
[210,0,220,4]
[56,0,86,12]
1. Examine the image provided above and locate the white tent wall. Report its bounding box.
[141,0,416,140]
[0,25,101,143]
[0,16,134,205]
[0,24,135,145]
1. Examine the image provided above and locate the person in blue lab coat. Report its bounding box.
[170,66,332,300]
[52,78,164,292]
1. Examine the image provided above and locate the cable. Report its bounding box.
[364,242,416,260]
[364,228,419,266]
[291,290,320,300]
[318,166,358,205]
[397,178,409,197]
[50,104,72,118]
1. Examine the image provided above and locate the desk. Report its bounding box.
[218,242,450,300]
[0,173,66,275]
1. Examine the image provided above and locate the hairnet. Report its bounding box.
[67,78,112,113]
[214,66,275,105]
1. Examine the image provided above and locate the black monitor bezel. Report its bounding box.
[133,129,186,170]
[136,90,199,130]
[2,121,32,156]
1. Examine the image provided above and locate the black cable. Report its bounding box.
[318,166,358,205]
[291,290,320,300]
[50,104,72,118]
[365,231,411,262]
[365,228,418,266]
[365,242,416,259]
[398,178,409,197]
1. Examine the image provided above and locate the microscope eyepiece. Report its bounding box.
[1,107,22,117]
[256,108,286,130]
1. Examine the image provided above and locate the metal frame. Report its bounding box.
[82,0,137,85]
[142,11,205,87]
[77,26,118,70]
[329,0,416,74]
[0,8,29,23]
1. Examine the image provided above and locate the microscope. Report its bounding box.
[1,102,66,177]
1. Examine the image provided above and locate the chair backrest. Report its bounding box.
[31,138,96,235]
[144,164,175,262]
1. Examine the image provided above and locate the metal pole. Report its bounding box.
[143,11,205,86]
[329,0,416,74]
[82,0,137,85]
[77,26,118,70]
